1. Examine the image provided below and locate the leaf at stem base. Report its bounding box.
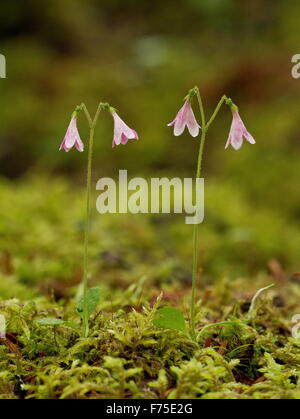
[153,307,187,332]
[76,286,101,319]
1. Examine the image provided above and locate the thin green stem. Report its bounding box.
[196,89,206,129]
[205,95,227,132]
[82,104,102,338]
[189,90,228,341]
[92,104,102,128]
[83,127,94,337]
[190,89,206,341]
[80,103,93,128]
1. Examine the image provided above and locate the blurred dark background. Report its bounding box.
[1,0,299,176]
[0,0,300,282]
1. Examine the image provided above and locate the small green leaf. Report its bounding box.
[76,287,101,318]
[153,307,187,332]
[36,318,66,326]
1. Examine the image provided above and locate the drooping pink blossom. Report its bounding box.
[225,110,256,150]
[168,100,200,137]
[111,112,139,147]
[59,117,84,152]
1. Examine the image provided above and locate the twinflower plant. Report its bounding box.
[156,87,256,341]
[59,102,139,337]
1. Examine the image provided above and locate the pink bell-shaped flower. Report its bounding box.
[111,111,139,147]
[225,110,256,150]
[168,100,200,137]
[59,117,84,152]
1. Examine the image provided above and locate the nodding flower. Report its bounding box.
[225,110,256,150]
[111,111,139,147]
[59,117,84,152]
[168,100,200,138]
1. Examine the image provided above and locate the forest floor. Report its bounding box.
[0,176,300,399]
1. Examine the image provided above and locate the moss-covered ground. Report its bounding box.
[0,176,300,399]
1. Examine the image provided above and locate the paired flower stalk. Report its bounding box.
[168,89,255,150]
[60,88,255,340]
[60,103,138,337]
[60,104,139,153]
[168,87,255,340]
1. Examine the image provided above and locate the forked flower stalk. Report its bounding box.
[168,87,255,341]
[60,102,139,337]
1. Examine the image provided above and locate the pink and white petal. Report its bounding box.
[59,138,71,152]
[64,121,77,148]
[65,132,76,148]
[231,134,243,150]
[121,135,129,145]
[130,129,139,140]
[123,127,137,140]
[187,112,200,137]
[112,114,123,144]
[59,118,84,152]
[113,131,122,146]
[64,137,75,149]
[173,118,186,136]
[75,138,84,152]
[59,144,66,151]
[121,124,136,139]
[187,123,199,137]
[244,131,256,144]
[181,101,191,115]
[225,135,232,149]
[59,139,66,151]
[167,119,176,127]
[113,122,123,145]
[112,112,122,126]
[168,103,186,131]
[112,112,136,142]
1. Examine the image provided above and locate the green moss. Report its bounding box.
[0,177,300,399]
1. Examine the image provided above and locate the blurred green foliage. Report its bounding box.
[0,0,300,275]
[0,176,299,299]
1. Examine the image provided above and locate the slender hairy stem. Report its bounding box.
[190,91,228,341]
[82,104,102,337]
[205,95,227,132]
[83,127,94,337]
[190,89,206,341]
[197,89,206,129]
[92,104,102,128]
[80,103,93,128]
